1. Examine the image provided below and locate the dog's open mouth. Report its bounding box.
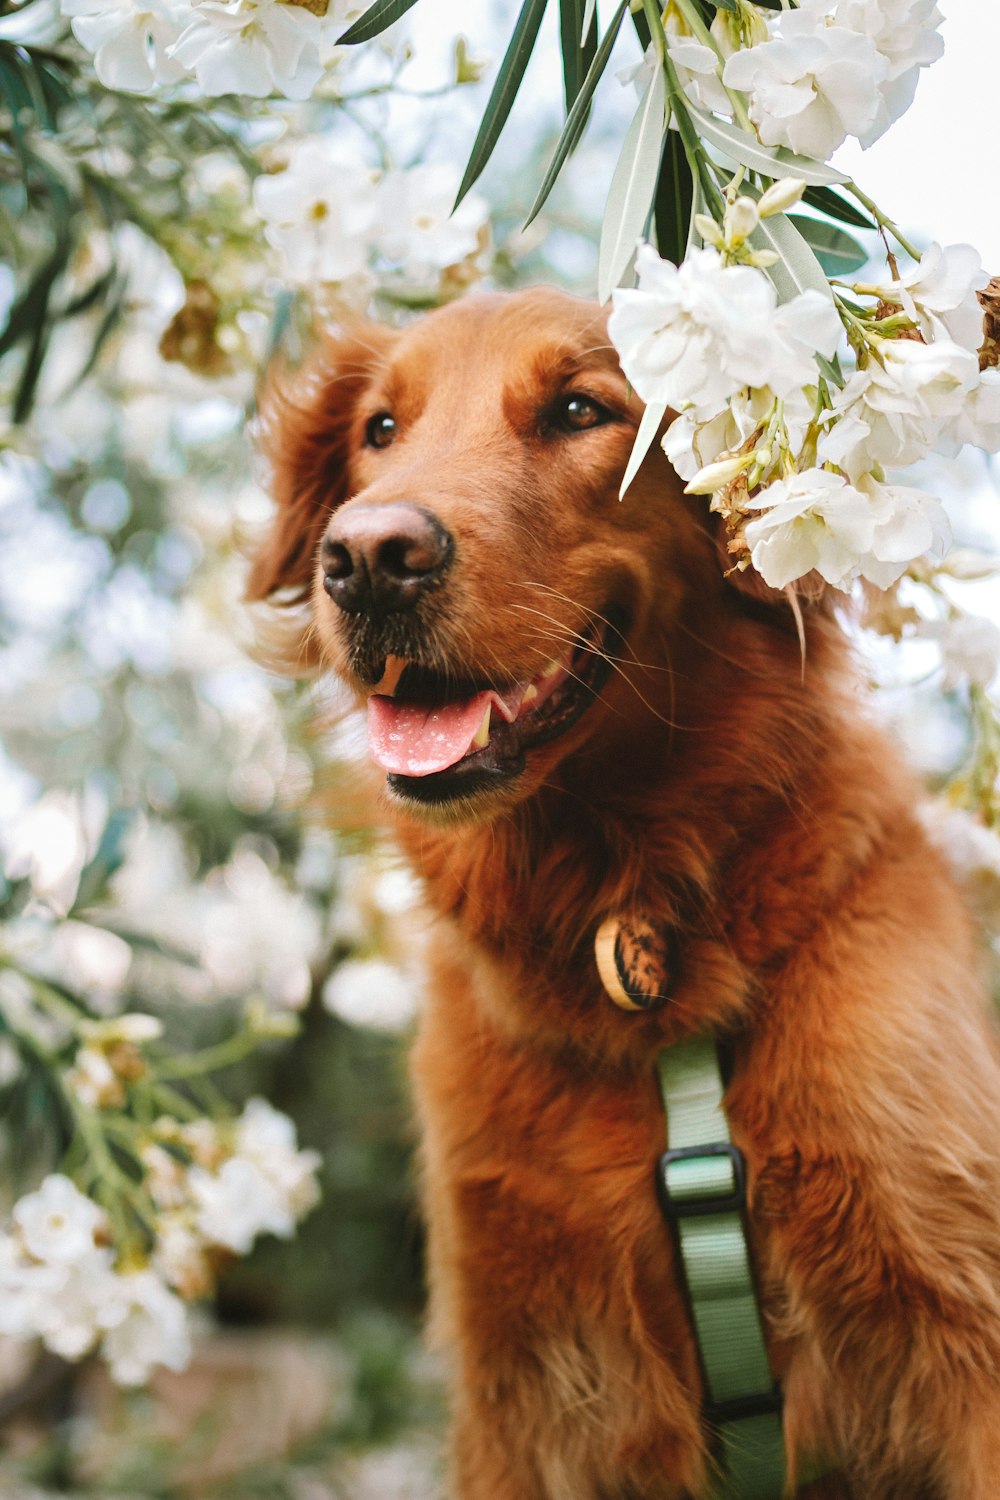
[366,606,627,803]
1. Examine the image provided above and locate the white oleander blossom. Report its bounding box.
[374,165,488,282]
[862,242,988,351]
[742,468,949,591]
[100,1269,192,1385]
[253,139,381,287]
[723,11,887,159]
[929,615,1000,690]
[168,0,324,99]
[820,338,983,477]
[13,1175,107,1264]
[608,243,840,415]
[189,1099,320,1254]
[2,789,94,915]
[61,0,188,90]
[826,0,944,144]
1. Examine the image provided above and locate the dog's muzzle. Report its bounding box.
[321,502,453,616]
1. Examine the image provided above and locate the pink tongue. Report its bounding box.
[368,692,494,776]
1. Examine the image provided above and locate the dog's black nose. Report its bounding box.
[322,503,453,615]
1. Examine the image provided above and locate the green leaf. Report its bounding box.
[620,400,666,498]
[582,0,597,41]
[653,127,693,266]
[525,0,629,226]
[816,350,845,389]
[787,215,868,276]
[337,0,422,43]
[455,0,549,207]
[712,0,737,9]
[748,209,833,305]
[559,0,597,113]
[801,183,876,231]
[598,62,667,304]
[684,100,849,186]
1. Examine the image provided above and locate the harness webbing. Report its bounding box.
[656,1037,786,1500]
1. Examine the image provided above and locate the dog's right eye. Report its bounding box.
[364,412,397,449]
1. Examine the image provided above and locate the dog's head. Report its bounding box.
[250,287,797,822]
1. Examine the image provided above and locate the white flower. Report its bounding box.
[323,956,421,1033]
[168,0,324,99]
[100,1269,192,1385]
[829,0,943,144]
[928,614,1000,690]
[53,921,132,996]
[863,243,988,351]
[61,0,188,91]
[0,1234,65,1340]
[13,1175,107,1264]
[152,1214,214,1300]
[235,1097,321,1219]
[65,1045,125,1109]
[373,165,488,282]
[662,387,814,484]
[253,139,381,286]
[200,849,322,1009]
[33,1254,121,1360]
[190,1156,295,1254]
[920,803,1000,932]
[3,789,94,915]
[743,467,947,591]
[949,369,1000,455]
[723,11,888,159]
[822,338,982,476]
[609,244,840,416]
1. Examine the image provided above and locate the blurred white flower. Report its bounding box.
[723,11,887,159]
[153,1213,214,1300]
[189,1155,295,1253]
[65,1045,125,1109]
[254,139,381,286]
[949,368,1000,455]
[61,0,188,91]
[169,0,324,99]
[920,804,1000,932]
[141,1144,191,1211]
[0,1235,64,1340]
[323,956,421,1033]
[13,1175,107,1264]
[235,1097,321,1219]
[374,164,488,281]
[31,1254,121,1360]
[3,790,94,915]
[100,1269,192,1385]
[53,921,133,996]
[609,244,839,415]
[743,467,948,591]
[929,614,1000,690]
[201,849,322,1009]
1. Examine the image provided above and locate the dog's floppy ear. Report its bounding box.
[247,321,397,604]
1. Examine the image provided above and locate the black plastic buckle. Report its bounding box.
[706,1388,784,1427]
[656,1142,747,1220]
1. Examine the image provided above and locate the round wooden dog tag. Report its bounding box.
[595,913,676,1012]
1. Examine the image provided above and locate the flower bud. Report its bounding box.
[757,177,807,218]
[684,453,751,494]
[726,196,759,246]
[694,213,724,249]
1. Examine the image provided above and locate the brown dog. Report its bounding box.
[249,288,1000,1499]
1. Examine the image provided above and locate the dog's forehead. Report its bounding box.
[387,289,619,387]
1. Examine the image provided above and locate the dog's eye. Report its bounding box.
[364,412,396,449]
[548,395,615,434]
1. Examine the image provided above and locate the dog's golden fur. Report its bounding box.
[250,288,1000,1499]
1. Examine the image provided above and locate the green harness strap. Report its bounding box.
[656,1037,787,1500]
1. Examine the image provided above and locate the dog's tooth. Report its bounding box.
[522,684,539,706]
[375,655,407,696]
[472,704,492,749]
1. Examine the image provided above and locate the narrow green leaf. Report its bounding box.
[598,62,667,303]
[620,400,666,498]
[455,0,549,207]
[787,215,868,276]
[653,127,693,266]
[712,0,737,9]
[802,183,876,231]
[338,0,422,44]
[525,0,629,227]
[816,351,845,389]
[559,0,597,112]
[684,100,849,186]
[749,209,833,305]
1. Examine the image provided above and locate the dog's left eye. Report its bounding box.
[547,395,615,434]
